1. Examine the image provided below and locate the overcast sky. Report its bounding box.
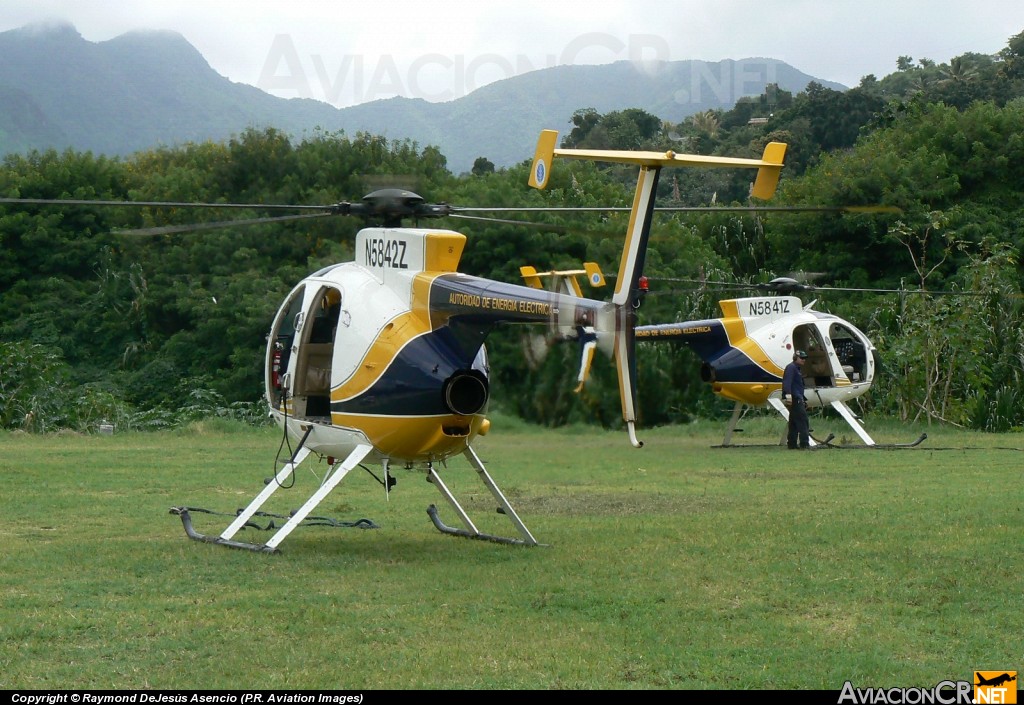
[3,0,1023,107]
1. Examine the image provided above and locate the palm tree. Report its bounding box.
[687,110,720,138]
[939,56,978,84]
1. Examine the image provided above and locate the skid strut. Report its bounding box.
[172,427,373,552]
[426,445,543,546]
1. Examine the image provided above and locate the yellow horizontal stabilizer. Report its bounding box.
[530,130,788,200]
[551,145,788,171]
[584,262,606,287]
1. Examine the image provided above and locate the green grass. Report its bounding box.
[1,416,1021,690]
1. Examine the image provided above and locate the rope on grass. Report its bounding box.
[176,506,379,531]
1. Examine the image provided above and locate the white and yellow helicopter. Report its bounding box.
[635,278,882,447]
[631,272,939,448]
[2,130,787,552]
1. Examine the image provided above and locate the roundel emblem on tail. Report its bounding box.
[533,159,547,188]
[591,273,602,285]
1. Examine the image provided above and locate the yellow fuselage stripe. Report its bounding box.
[712,381,780,405]
[331,273,439,403]
[717,301,785,378]
[330,412,485,460]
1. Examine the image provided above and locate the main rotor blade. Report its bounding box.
[2,197,900,216]
[451,205,902,214]
[0,196,333,210]
[643,276,987,297]
[452,206,629,213]
[115,212,335,236]
[652,205,902,214]
[446,213,576,231]
[447,212,648,240]
[807,286,987,296]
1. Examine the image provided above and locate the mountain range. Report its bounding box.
[0,21,847,174]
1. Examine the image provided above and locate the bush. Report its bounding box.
[0,341,73,431]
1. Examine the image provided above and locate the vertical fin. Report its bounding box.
[528,129,559,189]
[610,166,660,444]
[614,307,643,448]
[751,142,787,200]
[519,265,542,289]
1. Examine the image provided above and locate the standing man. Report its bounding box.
[782,350,810,449]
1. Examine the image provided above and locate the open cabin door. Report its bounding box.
[790,320,873,392]
[266,284,342,421]
[792,323,834,389]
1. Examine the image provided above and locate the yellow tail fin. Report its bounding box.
[528,129,559,189]
[751,142,787,200]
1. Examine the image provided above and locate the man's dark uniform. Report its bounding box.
[782,352,810,449]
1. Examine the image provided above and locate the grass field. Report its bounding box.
[1,414,1021,690]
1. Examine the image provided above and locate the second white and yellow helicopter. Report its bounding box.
[521,265,929,450]
[521,267,892,448]
[635,280,884,447]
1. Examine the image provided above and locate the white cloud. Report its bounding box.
[2,0,1023,106]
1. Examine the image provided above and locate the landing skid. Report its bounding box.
[425,445,543,547]
[766,398,881,447]
[819,432,928,450]
[170,507,280,552]
[169,506,378,551]
[717,400,926,450]
[172,431,540,552]
[719,399,919,449]
[716,399,823,448]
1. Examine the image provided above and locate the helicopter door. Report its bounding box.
[829,323,869,383]
[290,286,342,421]
[792,324,832,388]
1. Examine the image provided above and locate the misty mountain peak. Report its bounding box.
[9,18,82,40]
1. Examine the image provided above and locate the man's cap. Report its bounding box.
[795,350,808,359]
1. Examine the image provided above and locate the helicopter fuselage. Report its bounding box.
[636,295,877,408]
[265,226,615,465]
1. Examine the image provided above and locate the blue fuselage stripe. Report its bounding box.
[635,320,781,383]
